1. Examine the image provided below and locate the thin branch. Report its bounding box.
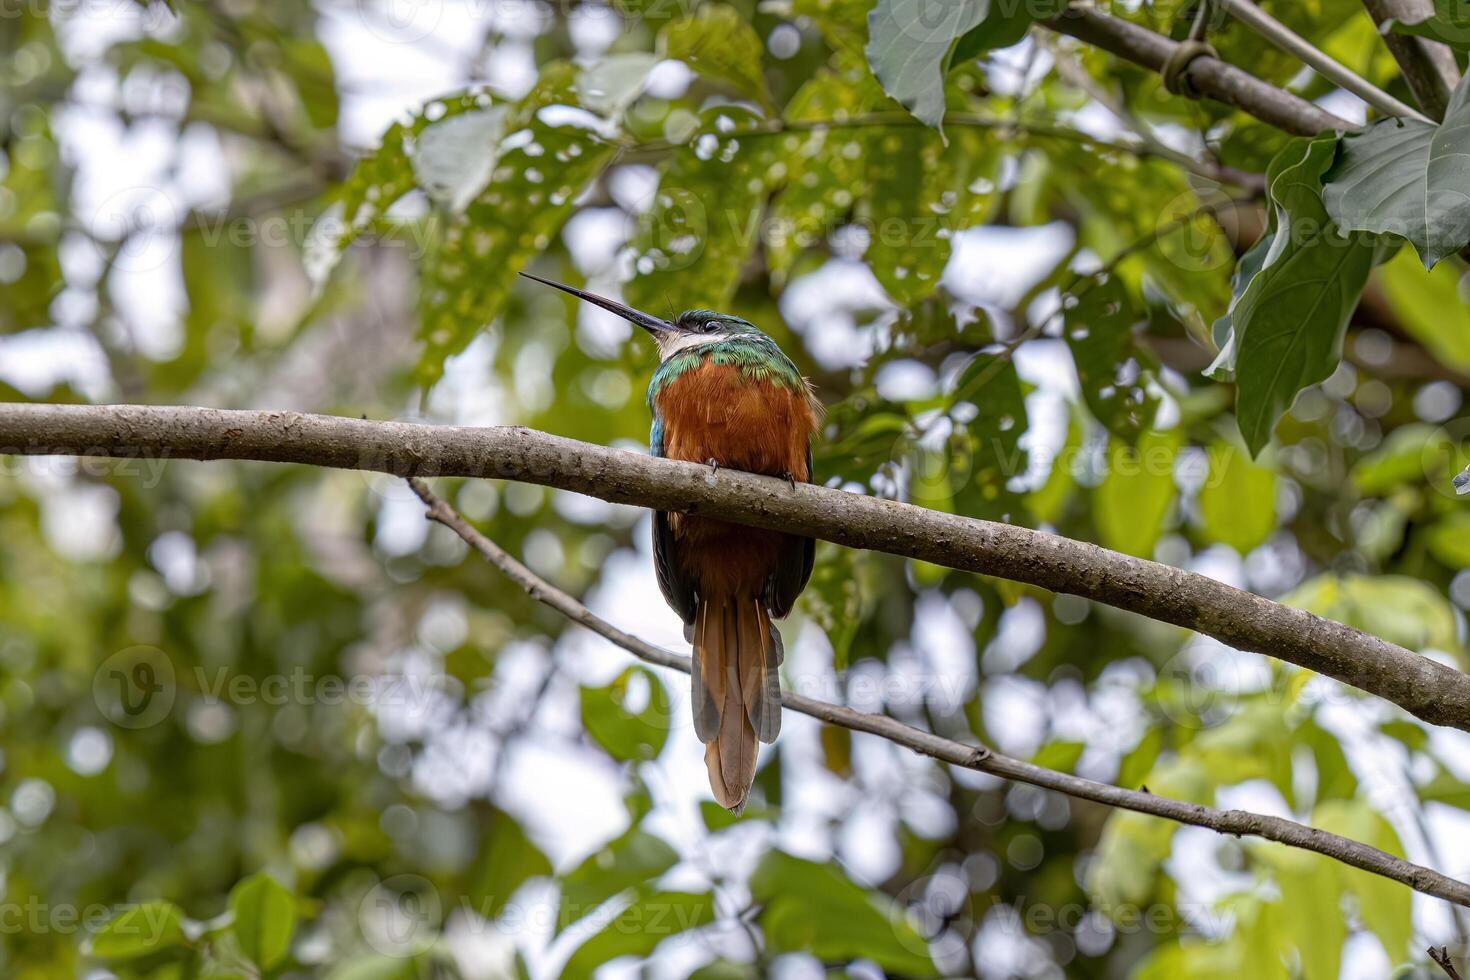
[613,113,1263,191]
[1363,0,1462,120]
[404,477,1470,910]
[1043,7,1358,136]
[4,403,1470,735]
[1433,946,1466,980]
[1217,0,1432,122]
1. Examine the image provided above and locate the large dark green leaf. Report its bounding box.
[1221,136,1386,454]
[749,851,939,976]
[951,0,1036,62]
[561,892,715,980]
[865,0,984,128]
[1323,74,1470,269]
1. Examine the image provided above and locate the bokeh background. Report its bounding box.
[3,0,1470,977]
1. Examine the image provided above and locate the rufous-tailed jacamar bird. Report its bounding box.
[520,272,821,810]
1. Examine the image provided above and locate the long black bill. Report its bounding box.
[518,271,674,335]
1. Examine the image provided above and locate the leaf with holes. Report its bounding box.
[863,124,1000,304]
[308,89,497,288]
[1065,275,1158,441]
[660,4,773,109]
[768,62,884,281]
[624,106,781,314]
[417,64,615,385]
[1324,73,1470,269]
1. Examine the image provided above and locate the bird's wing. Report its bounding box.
[766,444,814,619]
[651,414,697,628]
[654,510,697,627]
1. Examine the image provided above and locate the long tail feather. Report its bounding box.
[692,594,781,810]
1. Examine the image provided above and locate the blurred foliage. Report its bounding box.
[5,0,1470,978]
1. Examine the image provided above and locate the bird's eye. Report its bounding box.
[702,321,715,333]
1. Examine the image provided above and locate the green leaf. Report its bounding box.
[769,65,883,280]
[865,0,985,129]
[624,105,781,313]
[1224,135,1386,454]
[951,0,1035,62]
[1265,847,1345,980]
[862,124,1000,303]
[1376,250,1470,372]
[558,828,679,931]
[1117,727,1162,790]
[467,807,553,919]
[1351,423,1446,494]
[409,107,509,213]
[1324,74,1470,269]
[89,902,188,959]
[1093,428,1178,558]
[560,892,715,980]
[325,956,421,980]
[229,873,295,970]
[281,38,339,130]
[1299,718,1358,803]
[580,666,673,762]
[1087,756,1210,908]
[1426,512,1470,568]
[946,351,1029,520]
[417,64,615,384]
[1198,442,1276,554]
[1313,799,1412,966]
[659,5,773,109]
[1065,274,1158,440]
[749,851,939,976]
[1031,739,1084,772]
[1281,572,1459,651]
[309,88,497,288]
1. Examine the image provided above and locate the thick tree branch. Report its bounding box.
[1363,0,1462,120]
[3,403,1469,734]
[1042,7,1357,136]
[405,477,1470,910]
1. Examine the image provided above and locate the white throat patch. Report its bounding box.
[656,332,731,361]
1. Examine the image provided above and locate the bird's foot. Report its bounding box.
[779,471,798,491]
[705,458,720,473]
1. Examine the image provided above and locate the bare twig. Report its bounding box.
[3,403,1469,734]
[1432,945,1465,980]
[405,476,1470,910]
